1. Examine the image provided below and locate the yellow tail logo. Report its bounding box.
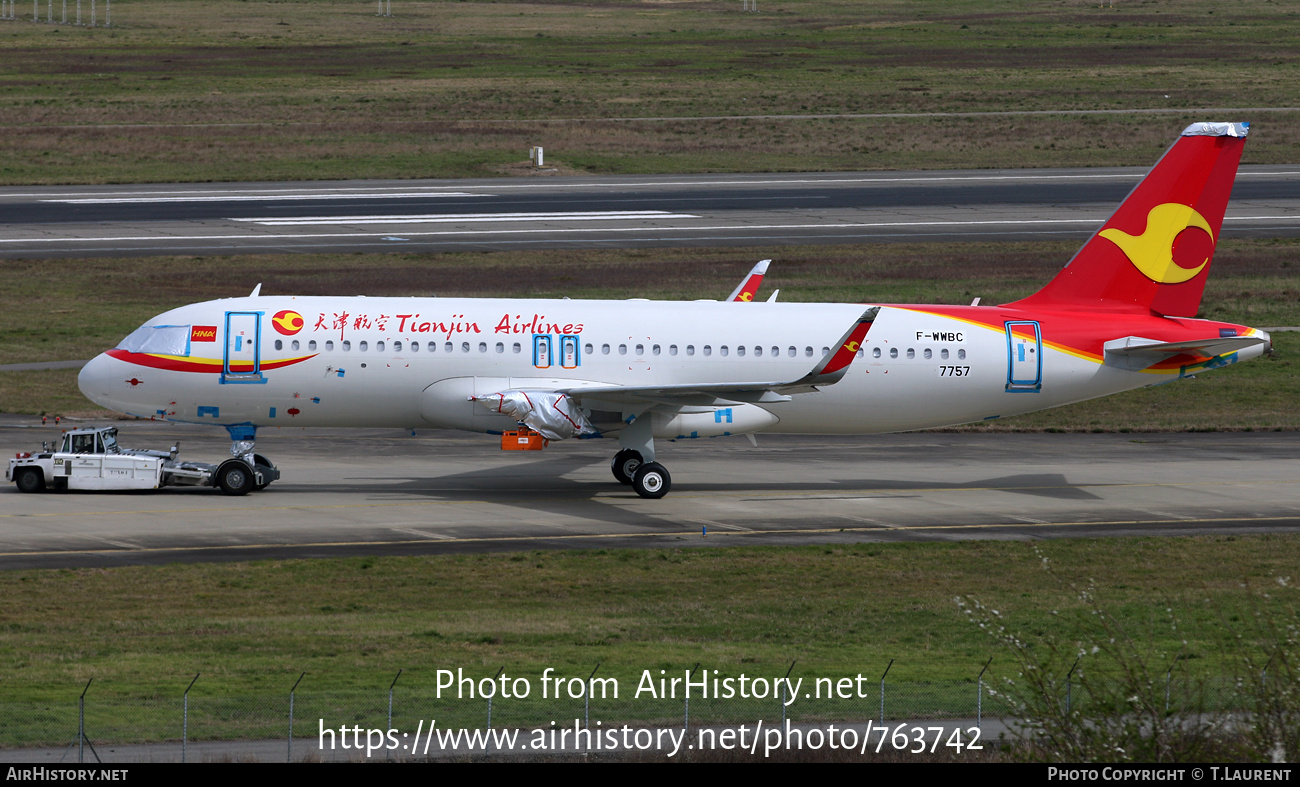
[1099,203,1214,285]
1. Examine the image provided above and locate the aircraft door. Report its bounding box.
[223,311,266,384]
[559,335,579,369]
[1005,321,1042,392]
[533,334,552,369]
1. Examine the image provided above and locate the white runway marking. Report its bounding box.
[230,210,700,226]
[44,192,487,204]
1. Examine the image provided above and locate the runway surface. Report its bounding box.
[2,419,1297,570]
[3,166,1299,257]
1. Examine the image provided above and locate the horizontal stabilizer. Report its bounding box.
[1103,335,1265,371]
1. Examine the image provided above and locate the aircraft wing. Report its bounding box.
[558,307,879,407]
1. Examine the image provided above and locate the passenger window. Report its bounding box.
[636,344,644,356]
[805,347,813,357]
[410,341,418,353]
[788,347,796,358]
[923,348,932,359]
[906,348,915,359]
[686,345,695,356]
[873,347,881,358]
[602,344,610,355]
[771,346,779,358]
[736,346,745,357]
[478,342,487,353]
[496,342,504,353]
[703,345,712,357]
[360,341,369,352]
[342,341,351,351]
[890,348,898,358]
[958,349,967,360]
[461,342,470,353]
[274,339,283,350]
[291,340,300,351]
[941,348,949,360]
[309,340,317,351]
[669,345,678,356]
[822,347,830,357]
[753,346,762,358]
[325,340,334,351]
[379,341,387,352]
[720,346,729,357]
[619,344,627,355]
[584,343,593,355]
[652,344,661,356]
[513,343,522,354]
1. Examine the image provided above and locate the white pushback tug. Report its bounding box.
[7,425,278,495]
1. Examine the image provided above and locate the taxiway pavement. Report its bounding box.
[2,419,1297,569]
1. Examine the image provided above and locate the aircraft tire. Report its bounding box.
[611,449,643,486]
[632,462,670,499]
[216,460,255,496]
[15,468,45,493]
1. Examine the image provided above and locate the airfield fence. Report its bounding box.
[0,670,1259,762]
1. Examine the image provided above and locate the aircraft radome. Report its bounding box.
[77,122,1270,499]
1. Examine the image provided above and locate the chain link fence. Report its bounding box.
[0,667,1258,762]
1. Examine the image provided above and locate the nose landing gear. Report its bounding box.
[225,426,280,494]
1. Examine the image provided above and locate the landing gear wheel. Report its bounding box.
[216,460,255,496]
[611,449,643,486]
[632,462,671,499]
[253,453,274,491]
[15,468,44,493]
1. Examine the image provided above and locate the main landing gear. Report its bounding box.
[609,414,671,499]
[610,448,671,500]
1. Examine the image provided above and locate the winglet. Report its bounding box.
[791,307,879,386]
[728,260,771,302]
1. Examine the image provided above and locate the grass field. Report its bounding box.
[3,238,1297,429]
[1,0,1298,182]
[0,536,1296,705]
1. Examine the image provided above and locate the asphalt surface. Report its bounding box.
[2,418,1298,570]
[3,166,1299,257]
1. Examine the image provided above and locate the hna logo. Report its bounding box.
[190,326,218,343]
[272,310,304,336]
[1100,203,1214,285]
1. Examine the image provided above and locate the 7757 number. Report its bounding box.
[938,366,971,377]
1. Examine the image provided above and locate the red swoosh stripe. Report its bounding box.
[107,349,317,373]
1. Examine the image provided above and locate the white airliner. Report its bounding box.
[77,123,1270,498]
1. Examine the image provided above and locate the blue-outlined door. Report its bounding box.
[533,334,552,369]
[559,335,579,369]
[223,311,266,384]
[1005,320,1042,392]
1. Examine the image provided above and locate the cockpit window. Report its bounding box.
[116,325,191,357]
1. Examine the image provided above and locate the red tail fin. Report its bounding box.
[1008,122,1248,317]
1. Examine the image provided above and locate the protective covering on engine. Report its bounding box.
[471,391,596,441]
